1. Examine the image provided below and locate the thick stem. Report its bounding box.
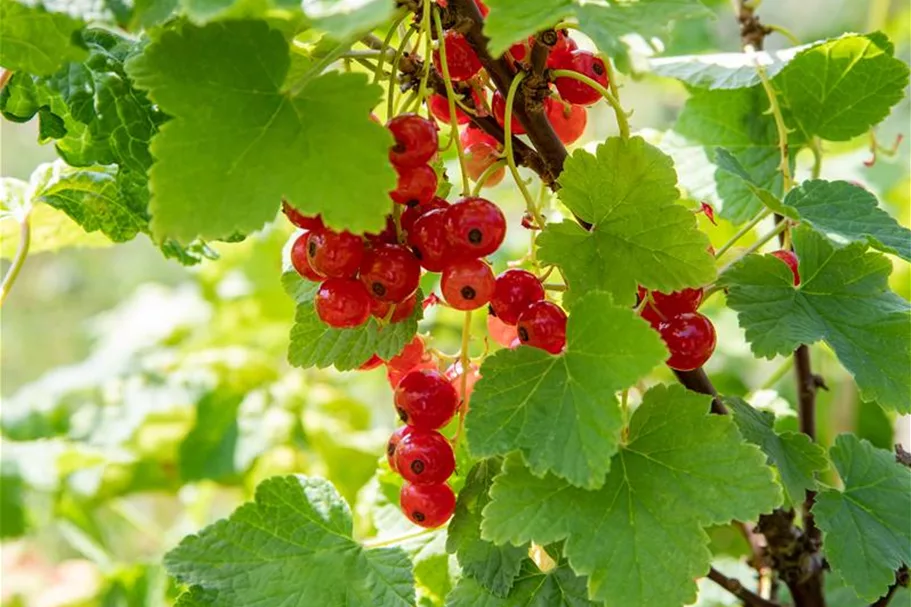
[707,567,783,607]
[673,368,727,414]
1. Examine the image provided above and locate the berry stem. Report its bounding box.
[753,54,792,192]
[550,69,630,140]
[432,8,471,196]
[765,24,802,45]
[755,356,795,392]
[504,72,547,229]
[362,528,436,548]
[416,0,433,116]
[452,309,473,446]
[388,25,418,119]
[714,208,773,259]
[717,218,791,276]
[374,12,408,84]
[0,212,30,307]
[471,159,508,196]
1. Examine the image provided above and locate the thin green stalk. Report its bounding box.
[809,137,823,179]
[714,208,773,259]
[756,357,795,392]
[432,8,470,195]
[503,72,545,228]
[387,26,417,119]
[374,11,408,84]
[452,309,473,446]
[754,59,793,193]
[362,528,435,548]
[416,0,433,116]
[0,214,30,306]
[471,159,507,196]
[718,219,791,275]
[550,69,629,139]
[766,24,802,46]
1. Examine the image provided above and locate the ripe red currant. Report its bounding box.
[315,278,372,328]
[306,228,364,278]
[400,482,456,528]
[395,430,456,485]
[387,114,439,168]
[473,0,489,17]
[545,97,587,145]
[444,197,506,258]
[408,209,452,272]
[282,201,323,231]
[546,31,578,68]
[427,89,485,125]
[401,196,449,235]
[371,291,418,322]
[395,369,459,430]
[552,50,609,107]
[291,232,322,281]
[461,126,500,149]
[359,354,383,371]
[639,287,705,327]
[386,336,435,387]
[658,312,717,371]
[487,313,519,348]
[490,269,545,325]
[365,215,399,247]
[770,250,801,286]
[508,37,532,63]
[386,425,414,472]
[491,90,526,135]
[360,244,421,303]
[441,258,496,311]
[464,142,505,188]
[444,361,482,402]
[516,301,567,354]
[390,164,438,206]
[434,31,483,82]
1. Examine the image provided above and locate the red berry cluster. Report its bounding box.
[488,269,567,354]
[638,286,716,372]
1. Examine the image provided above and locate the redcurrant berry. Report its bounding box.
[491,90,526,135]
[473,0,489,17]
[508,38,531,63]
[372,291,419,322]
[487,313,519,349]
[315,278,372,328]
[546,31,577,68]
[386,336,435,387]
[639,287,705,327]
[434,31,483,82]
[395,430,456,485]
[490,269,545,325]
[400,482,456,528]
[395,369,459,430]
[516,301,567,354]
[545,97,587,145]
[387,114,439,168]
[386,426,414,472]
[282,201,322,231]
[427,89,485,125]
[464,142,505,187]
[441,258,496,311]
[770,250,800,286]
[401,196,449,235]
[658,312,717,371]
[359,354,383,371]
[408,209,453,272]
[307,228,364,278]
[360,244,421,303]
[552,50,609,107]
[291,232,322,281]
[365,215,399,247]
[390,164,438,206]
[461,126,500,149]
[444,197,506,258]
[444,361,482,401]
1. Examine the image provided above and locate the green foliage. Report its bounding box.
[0,0,88,75]
[165,475,416,606]
[721,227,911,412]
[446,559,598,607]
[481,385,781,606]
[0,463,27,539]
[466,291,667,488]
[538,137,716,306]
[813,435,911,601]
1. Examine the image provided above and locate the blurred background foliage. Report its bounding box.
[1,0,908,605]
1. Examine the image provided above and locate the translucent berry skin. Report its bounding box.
[434,31,483,82]
[545,97,587,145]
[390,164,438,206]
[386,336,434,388]
[395,369,459,430]
[441,258,496,311]
[365,215,398,246]
[408,209,452,272]
[400,482,456,528]
[552,50,609,107]
[386,426,414,472]
[461,126,500,150]
[371,291,418,322]
[516,301,567,354]
[490,269,546,325]
[282,201,323,231]
[770,250,801,286]
[444,361,482,401]
[359,244,421,303]
[658,312,717,372]
[444,197,507,258]
[487,313,519,348]
[291,232,322,282]
[307,228,364,278]
[387,114,439,168]
[315,278,372,328]
[395,430,456,485]
[638,286,705,327]
[491,91,526,135]
[464,142,505,188]
[359,354,383,371]
[402,197,449,235]
[546,31,578,68]
[428,89,485,125]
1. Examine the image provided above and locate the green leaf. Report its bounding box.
[446,559,599,607]
[670,86,801,224]
[0,0,87,75]
[775,33,910,141]
[165,475,415,606]
[466,291,666,489]
[481,384,782,607]
[126,20,395,243]
[725,397,828,506]
[447,459,527,597]
[537,137,715,307]
[304,0,397,40]
[782,180,911,262]
[483,0,711,65]
[284,270,422,371]
[720,227,911,412]
[0,462,27,539]
[649,44,810,90]
[813,435,911,602]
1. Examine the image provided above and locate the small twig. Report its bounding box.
[715,208,773,259]
[707,567,783,607]
[896,445,911,468]
[870,567,909,607]
[0,214,31,306]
